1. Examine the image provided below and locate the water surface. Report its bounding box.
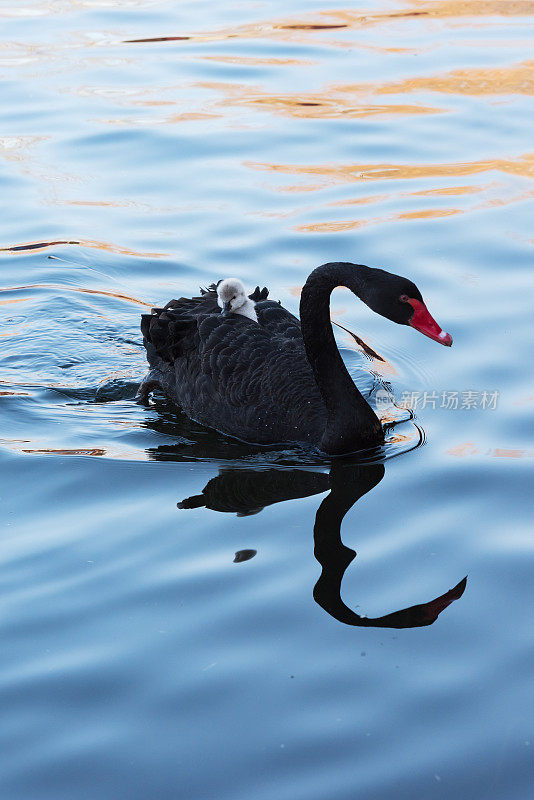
[1,1,533,798]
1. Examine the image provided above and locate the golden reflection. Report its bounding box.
[204,60,533,125]
[0,296,30,305]
[248,154,534,231]
[0,283,150,308]
[0,437,150,461]
[387,432,412,444]
[405,1,534,20]
[295,189,534,231]
[447,442,480,457]
[328,185,482,209]
[279,183,326,194]
[296,218,382,233]
[306,0,534,26]
[377,60,534,97]
[447,443,534,458]
[411,185,483,196]
[198,80,441,119]
[492,448,528,458]
[296,183,534,231]
[398,208,460,219]
[125,0,534,50]
[248,153,534,185]
[0,239,168,258]
[329,194,389,207]
[21,448,106,456]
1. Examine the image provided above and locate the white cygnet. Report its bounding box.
[217,278,258,322]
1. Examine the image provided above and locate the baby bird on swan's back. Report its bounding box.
[217,278,258,322]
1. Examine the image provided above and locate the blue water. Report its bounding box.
[1,2,533,798]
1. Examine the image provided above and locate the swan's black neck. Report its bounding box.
[300,262,384,454]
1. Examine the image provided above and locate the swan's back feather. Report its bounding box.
[140,282,327,444]
[253,300,301,339]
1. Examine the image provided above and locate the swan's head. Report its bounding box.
[357,266,453,346]
[217,278,249,316]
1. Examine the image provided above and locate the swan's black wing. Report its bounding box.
[141,300,326,445]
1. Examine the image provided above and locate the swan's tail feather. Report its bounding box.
[249,286,269,302]
[177,494,206,509]
[142,310,199,364]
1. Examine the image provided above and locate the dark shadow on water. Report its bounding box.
[135,393,465,628]
[311,462,466,628]
[176,460,466,629]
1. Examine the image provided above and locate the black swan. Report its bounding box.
[139,262,452,455]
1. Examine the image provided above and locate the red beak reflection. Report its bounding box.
[407,298,453,346]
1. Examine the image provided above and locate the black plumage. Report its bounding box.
[140,284,327,446]
[140,262,450,454]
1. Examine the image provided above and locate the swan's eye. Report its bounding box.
[400,294,409,303]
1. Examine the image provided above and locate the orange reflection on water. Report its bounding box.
[297,183,534,231]
[447,442,479,457]
[411,184,483,196]
[198,80,441,120]
[406,0,534,20]
[377,60,534,97]
[447,442,534,458]
[0,295,30,305]
[125,0,534,50]
[220,60,533,125]
[21,448,106,456]
[296,217,383,233]
[492,448,529,458]
[329,194,389,207]
[398,208,460,219]
[279,183,326,194]
[0,283,150,307]
[248,153,534,186]
[0,239,168,258]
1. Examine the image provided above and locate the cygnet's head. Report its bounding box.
[217,278,248,316]
[217,278,258,322]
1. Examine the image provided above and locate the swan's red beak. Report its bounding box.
[407,298,453,346]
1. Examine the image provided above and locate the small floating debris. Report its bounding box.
[233,549,257,563]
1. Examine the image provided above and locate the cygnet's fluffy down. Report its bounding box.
[217,278,258,322]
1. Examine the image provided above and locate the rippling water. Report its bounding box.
[1,2,533,798]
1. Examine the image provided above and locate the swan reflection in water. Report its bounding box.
[177,460,466,629]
